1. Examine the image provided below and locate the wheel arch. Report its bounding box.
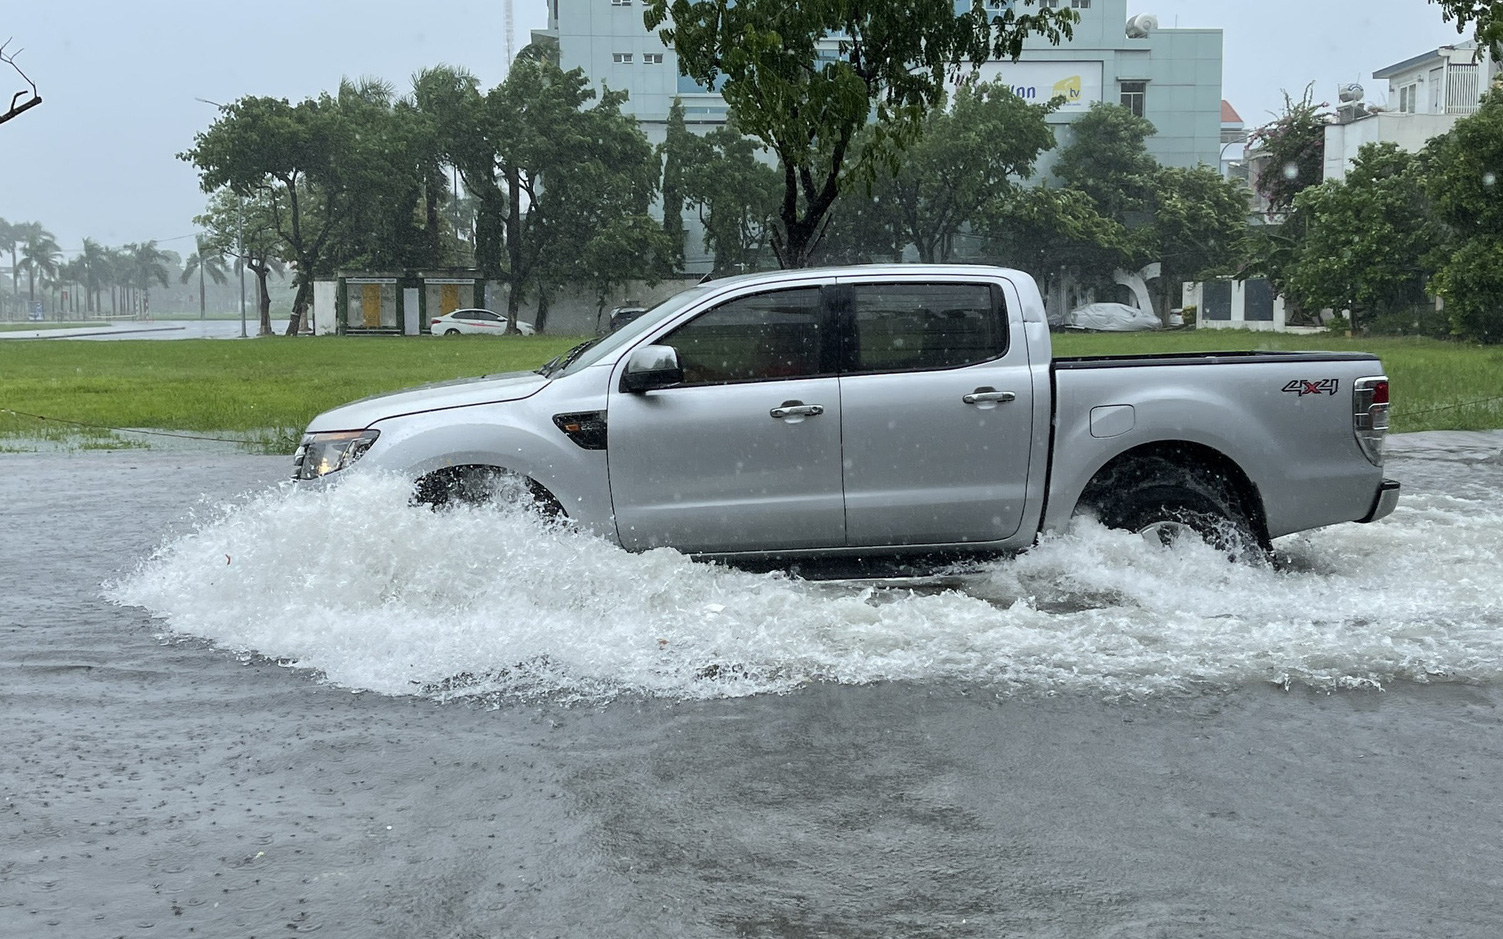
[1073,440,1270,547]
[411,462,566,515]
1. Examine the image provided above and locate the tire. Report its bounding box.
[413,465,564,518]
[443,328,461,336]
[1082,456,1265,561]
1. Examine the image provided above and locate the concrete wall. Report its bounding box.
[1185,277,1295,332]
[1323,112,1463,181]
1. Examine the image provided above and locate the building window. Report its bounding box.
[643,52,663,64]
[1399,83,1418,113]
[1120,80,1147,117]
[1040,1,1091,10]
[612,52,634,64]
[610,0,632,6]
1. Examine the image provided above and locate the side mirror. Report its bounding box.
[620,344,684,393]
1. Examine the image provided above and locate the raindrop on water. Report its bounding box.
[1281,162,1300,181]
[1484,171,1498,188]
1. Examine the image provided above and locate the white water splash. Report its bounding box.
[107,466,1503,701]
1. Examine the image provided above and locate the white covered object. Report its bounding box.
[1060,302,1162,332]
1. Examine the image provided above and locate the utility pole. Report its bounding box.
[505,0,515,67]
[237,199,247,338]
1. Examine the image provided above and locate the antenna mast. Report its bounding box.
[505,0,515,67]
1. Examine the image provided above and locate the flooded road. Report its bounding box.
[3,436,1502,937]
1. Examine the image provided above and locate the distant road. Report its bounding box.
[0,319,294,340]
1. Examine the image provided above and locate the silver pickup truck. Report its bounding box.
[293,265,1399,562]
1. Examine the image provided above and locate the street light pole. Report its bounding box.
[236,198,247,338]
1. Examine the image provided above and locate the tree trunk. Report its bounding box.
[535,288,550,334]
[285,278,311,335]
[504,167,523,332]
[249,263,274,336]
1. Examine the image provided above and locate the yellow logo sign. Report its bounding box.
[1053,75,1083,102]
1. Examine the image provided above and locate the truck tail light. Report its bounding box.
[1353,376,1390,466]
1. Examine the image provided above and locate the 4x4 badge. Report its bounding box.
[1283,378,1339,396]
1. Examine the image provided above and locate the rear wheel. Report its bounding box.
[1081,456,1265,561]
[443,328,461,336]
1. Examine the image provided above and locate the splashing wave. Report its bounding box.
[107,471,1503,701]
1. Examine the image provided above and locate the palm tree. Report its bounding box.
[0,217,15,308]
[180,234,230,320]
[59,256,88,316]
[106,246,131,315]
[80,238,109,314]
[18,224,61,305]
[125,241,170,314]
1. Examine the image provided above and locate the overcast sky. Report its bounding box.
[0,0,1470,255]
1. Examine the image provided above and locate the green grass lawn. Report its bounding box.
[2,329,1500,454]
[0,334,579,452]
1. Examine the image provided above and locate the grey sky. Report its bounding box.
[0,1,1469,256]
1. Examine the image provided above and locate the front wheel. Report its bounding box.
[413,465,564,518]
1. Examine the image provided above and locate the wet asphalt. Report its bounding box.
[3,450,1502,938]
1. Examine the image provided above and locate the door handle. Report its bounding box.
[771,402,824,419]
[963,389,1017,405]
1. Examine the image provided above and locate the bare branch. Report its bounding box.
[1,38,43,126]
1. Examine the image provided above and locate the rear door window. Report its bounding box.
[845,283,1006,373]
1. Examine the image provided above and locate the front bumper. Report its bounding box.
[1357,479,1401,523]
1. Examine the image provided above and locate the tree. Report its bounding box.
[1248,86,1329,218]
[679,117,783,274]
[489,58,666,329]
[976,183,1128,296]
[658,98,693,271]
[872,80,1058,263]
[17,223,59,303]
[1425,89,1503,341]
[1280,143,1441,332]
[1241,87,1332,324]
[124,241,170,314]
[1430,0,1503,55]
[1053,102,1159,222]
[0,217,15,304]
[644,0,1076,268]
[181,94,343,335]
[196,189,286,336]
[181,234,231,320]
[327,77,447,274]
[411,65,508,278]
[1141,164,1250,316]
[79,238,111,313]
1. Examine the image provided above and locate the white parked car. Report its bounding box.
[429,308,536,336]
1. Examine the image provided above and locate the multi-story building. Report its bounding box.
[1323,41,1500,182]
[539,0,1224,170]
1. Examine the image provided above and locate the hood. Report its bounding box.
[306,370,549,431]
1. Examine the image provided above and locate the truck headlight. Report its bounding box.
[292,429,380,480]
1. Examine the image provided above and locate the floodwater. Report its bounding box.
[4,434,1503,937]
[0,319,293,341]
